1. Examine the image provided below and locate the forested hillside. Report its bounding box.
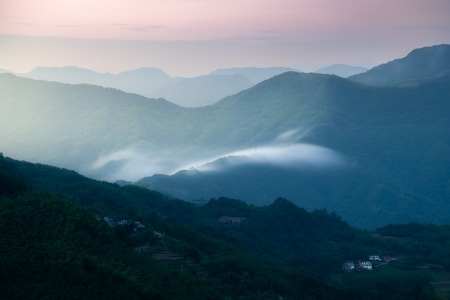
[1,153,450,298]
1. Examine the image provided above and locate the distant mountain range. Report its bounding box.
[23,66,172,97]
[314,64,368,77]
[5,64,369,107]
[1,44,449,228]
[10,66,298,107]
[149,74,253,107]
[208,67,299,84]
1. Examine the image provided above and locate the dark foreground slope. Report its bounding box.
[0,154,355,299]
[2,153,449,299]
[0,192,162,300]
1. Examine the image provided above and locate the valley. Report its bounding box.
[1,44,449,228]
[2,0,449,298]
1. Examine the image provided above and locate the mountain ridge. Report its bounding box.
[136,70,450,228]
[349,44,450,86]
[208,66,300,84]
[314,64,368,77]
[150,73,253,107]
[1,45,450,228]
[12,65,302,107]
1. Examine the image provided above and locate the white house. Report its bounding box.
[342,261,355,271]
[359,261,372,270]
[369,255,381,261]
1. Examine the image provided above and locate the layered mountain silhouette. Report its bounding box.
[24,66,172,97]
[136,70,450,228]
[209,67,299,84]
[149,74,252,107]
[1,44,449,228]
[314,64,368,77]
[13,66,296,107]
[349,44,450,86]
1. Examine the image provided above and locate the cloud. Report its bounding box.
[181,128,346,172]
[88,128,345,182]
[195,144,345,173]
[88,147,186,182]
[126,25,167,32]
[87,142,344,182]
[272,128,300,143]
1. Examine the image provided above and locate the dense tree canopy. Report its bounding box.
[0,154,448,298]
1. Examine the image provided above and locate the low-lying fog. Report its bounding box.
[89,129,346,182]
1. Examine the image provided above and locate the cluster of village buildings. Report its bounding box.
[101,216,399,274]
[102,216,146,232]
[342,255,396,272]
[101,216,165,252]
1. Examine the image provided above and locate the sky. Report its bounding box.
[1,0,450,77]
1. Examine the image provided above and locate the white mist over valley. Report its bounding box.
[89,128,346,182]
[2,43,450,230]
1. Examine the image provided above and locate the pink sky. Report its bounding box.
[1,0,449,76]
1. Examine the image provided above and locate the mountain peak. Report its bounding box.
[209,67,301,84]
[349,44,450,86]
[117,67,171,78]
[314,64,368,77]
[28,65,104,76]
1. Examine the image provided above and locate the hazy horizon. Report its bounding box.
[1,0,450,77]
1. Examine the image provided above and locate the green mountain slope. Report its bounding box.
[349,44,450,86]
[1,153,449,298]
[0,154,359,298]
[3,153,448,298]
[0,72,350,179]
[0,192,165,300]
[0,74,196,179]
